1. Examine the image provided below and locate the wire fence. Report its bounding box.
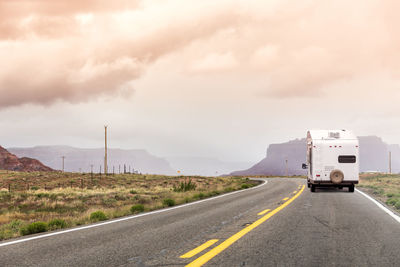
[0,171,140,192]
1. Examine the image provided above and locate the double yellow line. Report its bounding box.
[182,185,305,267]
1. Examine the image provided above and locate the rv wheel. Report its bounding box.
[307,182,310,188]
[349,184,355,192]
[311,184,315,192]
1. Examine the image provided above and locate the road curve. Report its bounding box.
[0,178,399,266]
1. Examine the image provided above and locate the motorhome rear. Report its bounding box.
[303,130,359,192]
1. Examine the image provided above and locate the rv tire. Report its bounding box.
[349,184,355,192]
[307,182,310,188]
[330,169,344,184]
[311,184,315,192]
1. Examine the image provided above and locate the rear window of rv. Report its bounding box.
[338,155,356,163]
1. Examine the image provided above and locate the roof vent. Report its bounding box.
[329,132,340,138]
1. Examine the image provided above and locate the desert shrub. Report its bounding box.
[193,193,205,200]
[130,190,137,194]
[137,196,151,204]
[386,198,398,206]
[0,192,12,202]
[0,220,24,240]
[173,179,197,192]
[208,190,220,197]
[163,198,175,207]
[30,186,39,191]
[9,220,23,232]
[36,193,50,198]
[386,193,400,198]
[102,198,117,207]
[90,211,108,222]
[373,188,384,195]
[20,221,48,236]
[18,193,28,200]
[241,184,251,189]
[130,204,145,213]
[49,194,58,201]
[48,219,67,230]
[395,201,400,210]
[17,204,29,212]
[224,187,234,193]
[75,218,88,226]
[114,194,127,201]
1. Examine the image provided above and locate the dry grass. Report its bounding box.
[358,173,400,211]
[0,171,258,240]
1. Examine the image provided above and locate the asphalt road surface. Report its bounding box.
[0,178,399,267]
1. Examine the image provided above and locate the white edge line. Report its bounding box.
[356,188,400,224]
[0,179,268,247]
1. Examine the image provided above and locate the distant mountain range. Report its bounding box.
[7,146,249,176]
[230,136,398,176]
[8,146,175,175]
[0,146,53,172]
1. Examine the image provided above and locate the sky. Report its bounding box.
[1,0,400,163]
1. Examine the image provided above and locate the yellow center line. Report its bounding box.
[282,197,289,201]
[185,185,305,267]
[180,239,219,259]
[257,209,271,216]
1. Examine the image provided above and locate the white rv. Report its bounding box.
[303,129,359,192]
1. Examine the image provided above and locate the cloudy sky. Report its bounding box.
[1,0,400,162]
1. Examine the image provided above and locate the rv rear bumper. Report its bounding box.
[309,180,359,185]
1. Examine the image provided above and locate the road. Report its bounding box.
[0,178,399,266]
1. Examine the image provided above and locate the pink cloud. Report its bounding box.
[1,0,400,108]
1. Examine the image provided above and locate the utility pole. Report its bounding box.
[104,126,108,175]
[285,158,288,176]
[90,164,94,178]
[389,151,392,174]
[61,156,65,172]
[119,165,121,174]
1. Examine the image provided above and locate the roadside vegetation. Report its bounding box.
[358,173,400,211]
[0,171,258,240]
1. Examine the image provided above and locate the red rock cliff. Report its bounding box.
[0,146,53,171]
